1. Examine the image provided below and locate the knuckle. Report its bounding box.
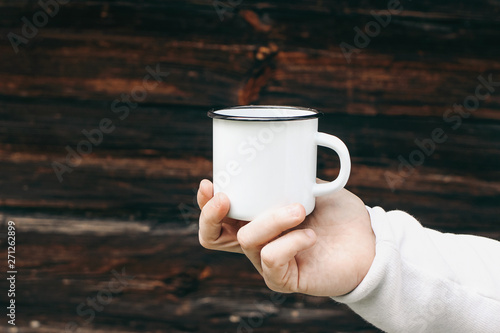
[236,227,252,250]
[199,206,218,227]
[263,276,284,293]
[260,247,277,268]
[198,234,213,250]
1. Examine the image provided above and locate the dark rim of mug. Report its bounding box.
[207,105,323,121]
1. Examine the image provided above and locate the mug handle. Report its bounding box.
[312,132,351,197]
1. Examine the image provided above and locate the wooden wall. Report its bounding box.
[0,1,499,332]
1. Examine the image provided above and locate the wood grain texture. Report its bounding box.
[1,216,381,332]
[0,0,499,332]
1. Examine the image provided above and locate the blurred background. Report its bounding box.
[1,0,499,332]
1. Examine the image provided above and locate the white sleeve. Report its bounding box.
[331,206,500,333]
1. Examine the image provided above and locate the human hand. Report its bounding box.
[197,179,375,297]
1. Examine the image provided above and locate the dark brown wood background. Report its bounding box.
[1,0,499,332]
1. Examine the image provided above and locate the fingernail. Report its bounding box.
[304,229,315,239]
[200,179,210,191]
[212,193,221,208]
[288,204,301,217]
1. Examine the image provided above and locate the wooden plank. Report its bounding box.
[0,219,382,332]
[0,1,499,332]
[0,100,499,231]
[0,215,496,332]
[0,34,499,117]
[0,1,499,116]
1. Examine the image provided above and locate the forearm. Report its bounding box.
[332,206,500,332]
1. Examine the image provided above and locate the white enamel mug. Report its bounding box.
[208,105,351,221]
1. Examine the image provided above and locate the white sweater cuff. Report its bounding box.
[331,206,500,333]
